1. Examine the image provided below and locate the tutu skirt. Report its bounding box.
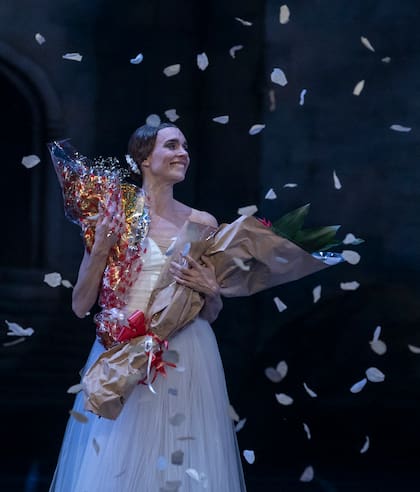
[49,317,246,492]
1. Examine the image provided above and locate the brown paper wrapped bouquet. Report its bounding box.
[49,141,343,420]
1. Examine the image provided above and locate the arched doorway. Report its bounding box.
[0,42,63,269]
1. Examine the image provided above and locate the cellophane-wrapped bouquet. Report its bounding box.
[48,140,151,348]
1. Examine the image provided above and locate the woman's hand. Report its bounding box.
[91,200,125,255]
[169,254,222,323]
[169,255,220,298]
[72,199,125,318]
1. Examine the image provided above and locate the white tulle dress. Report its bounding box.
[50,235,246,492]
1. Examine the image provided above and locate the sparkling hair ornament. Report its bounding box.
[125,154,141,175]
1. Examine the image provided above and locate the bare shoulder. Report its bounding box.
[190,208,218,227]
[172,200,218,227]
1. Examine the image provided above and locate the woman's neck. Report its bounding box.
[142,180,175,216]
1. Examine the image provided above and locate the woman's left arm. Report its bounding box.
[169,255,223,323]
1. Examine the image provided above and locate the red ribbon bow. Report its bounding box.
[116,310,176,386]
[116,310,147,342]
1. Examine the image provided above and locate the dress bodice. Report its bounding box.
[124,237,167,315]
[124,209,216,317]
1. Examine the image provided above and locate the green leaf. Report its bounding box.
[270,204,342,252]
[271,203,310,238]
[294,225,342,252]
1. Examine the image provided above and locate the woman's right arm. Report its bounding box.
[72,208,124,318]
[72,247,109,318]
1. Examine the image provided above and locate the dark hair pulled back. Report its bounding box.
[127,122,177,166]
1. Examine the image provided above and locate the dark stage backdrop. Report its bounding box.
[1,1,420,491]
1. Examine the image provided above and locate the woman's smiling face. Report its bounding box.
[143,126,190,184]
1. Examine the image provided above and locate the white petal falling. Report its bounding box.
[303,382,318,398]
[197,52,209,71]
[249,124,266,135]
[353,80,365,96]
[303,422,312,440]
[35,33,46,45]
[61,279,73,288]
[343,233,356,244]
[185,468,201,482]
[21,155,41,169]
[146,114,161,127]
[273,297,287,312]
[164,109,180,122]
[382,57,391,63]
[350,378,367,393]
[343,233,363,245]
[361,36,375,52]
[373,326,381,342]
[62,53,83,62]
[235,418,247,432]
[66,383,83,394]
[92,438,100,455]
[129,53,143,64]
[69,410,88,423]
[369,340,387,355]
[265,367,283,383]
[313,285,322,303]
[5,320,34,337]
[340,281,360,291]
[366,367,385,383]
[300,466,314,482]
[229,45,244,58]
[279,5,290,24]
[157,456,168,471]
[228,404,240,422]
[390,124,411,132]
[235,17,253,26]
[283,183,298,188]
[342,250,361,265]
[299,89,307,106]
[243,450,255,464]
[265,188,277,200]
[237,205,258,216]
[360,435,370,454]
[212,115,229,124]
[163,64,181,77]
[333,170,342,189]
[271,68,288,86]
[275,393,293,405]
[233,257,250,271]
[276,360,288,378]
[44,272,62,287]
[408,344,420,354]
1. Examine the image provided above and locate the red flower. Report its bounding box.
[257,217,272,228]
